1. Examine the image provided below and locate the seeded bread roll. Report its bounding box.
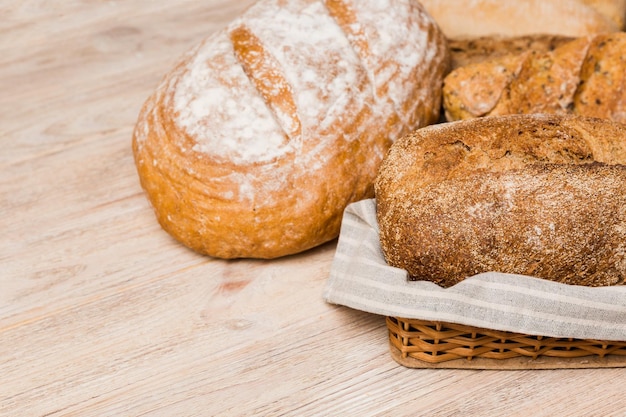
[132,0,449,259]
[443,33,626,123]
[375,114,626,287]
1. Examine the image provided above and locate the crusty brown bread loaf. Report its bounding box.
[443,33,626,123]
[375,114,626,287]
[132,0,449,259]
[419,0,622,38]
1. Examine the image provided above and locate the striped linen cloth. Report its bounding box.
[323,199,626,341]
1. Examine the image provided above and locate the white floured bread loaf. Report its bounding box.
[419,0,622,38]
[132,0,449,259]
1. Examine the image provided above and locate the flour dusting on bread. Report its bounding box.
[132,0,449,258]
[173,32,289,165]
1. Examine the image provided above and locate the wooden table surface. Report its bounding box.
[2,1,625,415]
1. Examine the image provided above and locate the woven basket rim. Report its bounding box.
[387,317,626,369]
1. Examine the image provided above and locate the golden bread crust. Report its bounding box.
[133,0,449,259]
[443,33,626,124]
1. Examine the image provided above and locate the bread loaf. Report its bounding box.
[375,114,626,287]
[448,35,574,70]
[132,0,449,259]
[419,0,622,38]
[443,33,626,123]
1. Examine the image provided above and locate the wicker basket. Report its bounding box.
[387,317,626,369]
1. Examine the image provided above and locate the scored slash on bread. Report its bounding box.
[230,25,302,142]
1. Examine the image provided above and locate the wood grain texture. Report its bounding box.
[1,1,625,415]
